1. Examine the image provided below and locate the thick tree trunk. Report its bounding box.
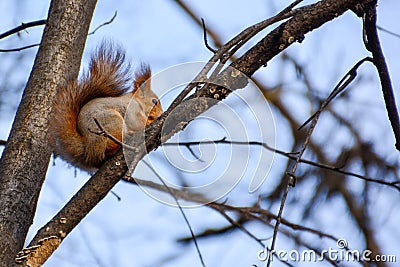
[0,0,97,266]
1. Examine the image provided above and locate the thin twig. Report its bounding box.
[201,18,217,53]
[109,191,121,201]
[0,19,46,40]
[298,57,374,130]
[174,0,224,48]
[0,140,6,146]
[92,118,124,146]
[162,138,400,190]
[141,161,206,267]
[184,144,204,162]
[208,203,265,247]
[177,215,249,242]
[88,11,117,35]
[243,206,338,241]
[377,25,400,39]
[0,43,40,53]
[122,176,211,204]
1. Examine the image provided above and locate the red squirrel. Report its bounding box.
[52,43,163,172]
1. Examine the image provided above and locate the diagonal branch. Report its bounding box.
[140,160,206,267]
[298,57,374,130]
[88,11,117,35]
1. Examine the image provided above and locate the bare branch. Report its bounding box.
[363,1,400,151]
[163,139,400,190]
[377,25,400,39]
[174,0,224,48]
[201,18,217,53]
[141,160,206,267]
[0,43,40,53]
[92,117,124,146]
[0,19,46,40]
[298,57,374,130]
[177,216,248,242]
[208,203,265,247]
[88,11,117,35]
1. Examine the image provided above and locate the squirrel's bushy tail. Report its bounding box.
[52,43,131,170]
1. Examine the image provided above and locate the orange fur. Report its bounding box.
[52,42,162,172]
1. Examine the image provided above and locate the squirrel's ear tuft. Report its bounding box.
[133,64,151,92]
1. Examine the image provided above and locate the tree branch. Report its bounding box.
[163,138,400,191]
[377,25,400,39]
[0,43,40,53]
[298,57,374,130]
[363,1,400,151]
[0,19,46,40]
[88,11,117,35]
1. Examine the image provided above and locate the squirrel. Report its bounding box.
[52,43,163,172]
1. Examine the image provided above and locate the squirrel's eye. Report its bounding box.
[152,99,158,105]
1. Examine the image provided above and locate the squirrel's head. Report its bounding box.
[132,64,163,125]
